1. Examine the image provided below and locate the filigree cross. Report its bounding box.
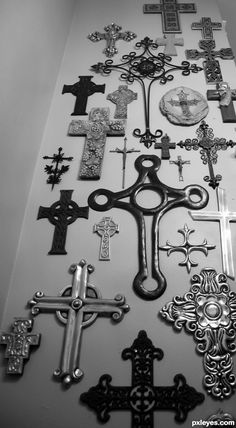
[88,23,136,57]
[207,82,236,123]
[43,147,73,190]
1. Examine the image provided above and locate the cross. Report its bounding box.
[154,133,176,159]
[88,23,136,57]
[189,187,236,280]
[80,330,204,427]
[161,267,236,399]
[207,82,236,123]
[62,76,105,116]
[169,155,190,181]
[191,17,222,39]
[185,39,234,84]
[37,189,89,255]
[43,147,73,190]
[93,217,119,260]
[29,260,129,386]
[0,318,41,375]
[110,136,140,188]
[68,107,125,179]
[159,223,215,273]
[107,85,137,119]
[156,33,184,56]
[143,0,197,33]
[167,88,200,117]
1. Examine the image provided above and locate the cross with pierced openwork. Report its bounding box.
[29,260,129,386]
[93,217,119,260]
[191,17,222,39]
[154,133,176,159]
[156,33,184,56]
[169,155,190,181]
[88,23,136,57]
[43,147,73,190]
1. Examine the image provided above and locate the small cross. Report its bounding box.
[88,23,136,57]
[37,189,89,254]
[110,137,140,188]
[107,85,137,119]
[29,260,129,385]
[191,17,222,39]
[169,155,190,181]
[93,217,119,260]
[81,330,204,427]
[43,147,73,190]
[207,82,236,123]
[68,107,125,179]
[154,133,176,159]
[156,33,184,56]
[143,0,197,33]
[189,187,236,280]
[0,318,41,375]
[62,76,105,116]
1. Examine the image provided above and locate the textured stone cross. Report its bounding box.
[168,88,200,116]
[88,23,136,57]
[93,217,119,260]
[107,85,137,119]
[156,33,184,56]
[207,82,236,123]
[191,17,222,39]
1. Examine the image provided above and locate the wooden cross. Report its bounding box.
[107,85,137,119]
[93,217,119,260]
[189,188,236,280]
[156,33,184,56]
[0,318,41,374]
[68,107,125,179]
[62,76,105,116]
[110,137,140,188]
[169,155,190,181]
[88,23,136,57]
[37,189,89,255]
[207,82,236,123]
[143,0,197,33]
[191,17,222,39]
[29,260,129,385]
[168,88,200,117]
[154,133,176,159]
[186,39,234,84]
[80,330,204,427]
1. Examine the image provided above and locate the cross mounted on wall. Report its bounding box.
[93,217,119,260]
[154,133,176,159]
[106,85,137,119]
[88,23,136,57]
[207,82,236,123]
[191,17,222,39]
[169,155,190,181]
[156,33,184,56]
[110,136,141,188]
[43,147,73,190]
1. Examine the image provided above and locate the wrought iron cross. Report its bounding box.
[62,75,105,116]
[93,217,119,260]
[109,136,140,188]
[107,85,137,119]
[37,189,89,254]
[154,133,176,159]
[169,155,190,181]
[177,120,236,189]
[156,33,184,56]
[189,187,236,280]
[68,107,125,179]
[88,23,136,57]
[207,82,236,123]
[186,39,234,84]
[191,17,222,39]
[143,0,197,33]
[29,260,129,386]
[0,318,41,374]
[161,267,236,399]
[80,330,204,428]
[43,147,73,190]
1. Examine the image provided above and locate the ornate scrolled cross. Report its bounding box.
[161,267,236,399]
[88,154,208,300]
[29,260,129,386]
[88,23,136,57]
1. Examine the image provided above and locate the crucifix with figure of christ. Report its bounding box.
[169,155,190,181]
[207,82,236,123]
[110,137,140,188]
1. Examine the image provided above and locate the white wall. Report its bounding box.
[217,0,236,58]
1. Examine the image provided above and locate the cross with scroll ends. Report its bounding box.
[88,23,136,57]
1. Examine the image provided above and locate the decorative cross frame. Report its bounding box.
[93,217,119,260]
[80,330,204,428]
[156,34,184,56]
[161,267,236,399]
[159,223,215,273]
[185,39,234,84]
[88,23,136,57]
[29,260,129,386]
[207,82,236,123]
[43,147,73,190]
[0,318,41,374]
[110,137,140,189]
[143,0,197,33]
[191,17,222,39]
[88,154,208,300]
[91,36,202,149]
[177,120,236,189]
[169,155,190,181]
[107,85,138,119]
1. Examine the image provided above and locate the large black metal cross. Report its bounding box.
[88,23,136,58]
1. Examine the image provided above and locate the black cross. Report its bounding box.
[154,133,176,159]
[80,330,204,428]
[62,76,105,115]
[191,17,222,39]
[43,147,73,190]
[37,190,89,254]
[207,82,236,123]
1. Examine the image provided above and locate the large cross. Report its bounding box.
[143,0,197,33]
[93,217,119,260]
[186,39,234,84]
[68,107,125,179]
[43,147,73,190]
[207,82,236,123]
[169,155,190,181]
[154,133,176,159]
[189,187,236,280]
[107,85,137,119]
[0,318,41,375]
[80,330,204,427]
[29,260,129,386]
[37,189,89,255]
[156,33,184,56]
[109,136,140,188]
[88,23,136,57]
[168,88,200,117]
[62,76,105,116]
[191,17,222,39]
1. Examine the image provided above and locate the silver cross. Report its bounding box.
[93,217,119,260]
